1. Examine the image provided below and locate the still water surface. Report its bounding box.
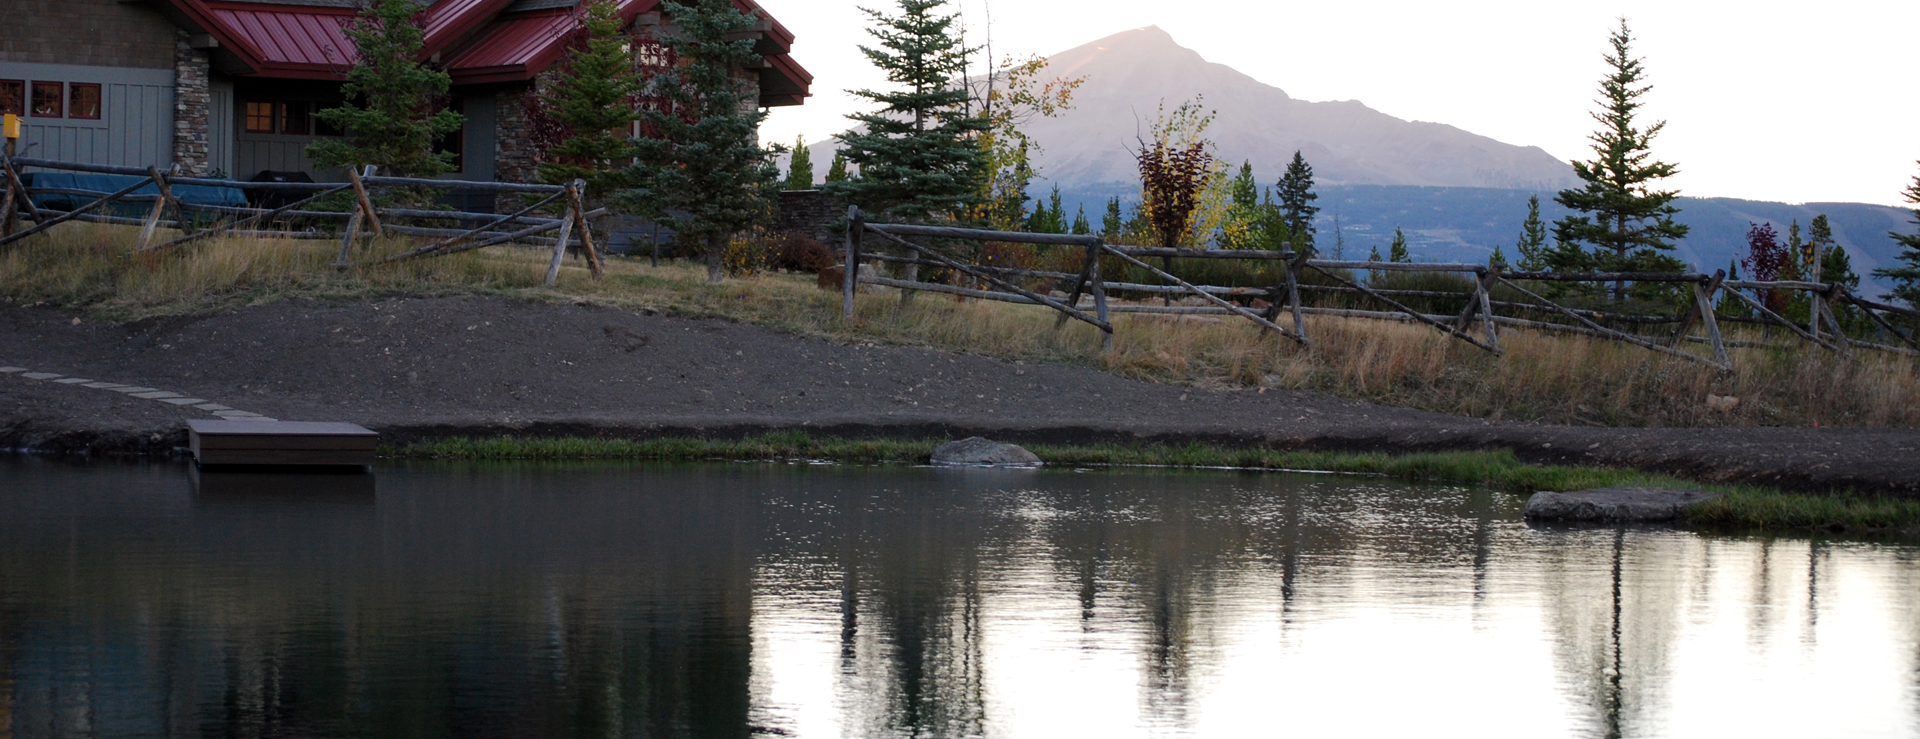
[1,457,1917,738]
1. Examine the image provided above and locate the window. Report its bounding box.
[244,101,274,133]
[0,80,22,117]
[67,83,101,120]
[279,101,310,135]
[30,81,62,117]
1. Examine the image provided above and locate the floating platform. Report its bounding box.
[187,420,379,466]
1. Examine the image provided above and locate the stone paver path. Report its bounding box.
[0,365,277,421]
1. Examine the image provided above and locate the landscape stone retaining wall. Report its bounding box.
[774,189,842,245]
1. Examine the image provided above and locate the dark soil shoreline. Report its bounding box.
[3,295,1916,495]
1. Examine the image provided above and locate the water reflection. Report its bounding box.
[0,457,1916,738]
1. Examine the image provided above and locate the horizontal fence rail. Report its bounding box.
[0,155,606,286]
[838,207,1920,367]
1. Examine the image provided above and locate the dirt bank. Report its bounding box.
[2,295,1915,495]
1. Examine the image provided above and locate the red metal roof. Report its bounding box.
[162,0,810,102]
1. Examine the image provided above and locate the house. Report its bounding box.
[0,0,810,190]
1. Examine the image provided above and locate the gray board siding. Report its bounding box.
[0,62,174,170]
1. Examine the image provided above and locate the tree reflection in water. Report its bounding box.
[2,457,1919,739]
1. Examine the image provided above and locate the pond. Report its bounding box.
[0,457,1916,738]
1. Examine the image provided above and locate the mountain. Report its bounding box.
[1019,26,1579,191]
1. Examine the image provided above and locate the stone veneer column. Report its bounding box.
[493,82,537,211]
[171,29,212,176]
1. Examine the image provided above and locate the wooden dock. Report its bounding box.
[187,420,378,466]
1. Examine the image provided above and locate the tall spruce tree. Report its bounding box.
[628,0,779,282]
[1810,215,1855,289]
[536,0,641,198]
[823,0,986,223]
[1515,195,1549,270]
[824,150,851,183]
[1388,228,1409,262]
[1276,151,1319,256]
[1071,205,1090,235]
[785,136,814,190]
[306,0,463,178]
[1551,19,1688,301]
[1101,197,1124,242]
[1874,162,1920,306]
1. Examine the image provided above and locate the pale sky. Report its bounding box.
[758,0,1918,207]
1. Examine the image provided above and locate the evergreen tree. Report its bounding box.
[1229,161,1259,213]
[1811,215,1856,289]
[822,0,987,223]
[825,150,851,183]
[1331,213,1346,260]
[1716,259,1753,318]
[1551,19,1688,301]
[1388,227,1409,262]
[1071,205,1090,235]
[535,0,641,197]
[1490,245,1509,269]
[306,0,464,178]
[628,0,779,282]
[1788,219,1806,276]
[1515,194,1550,270]
[784,135,814,190]
[1874,163,1920,307]
[1276,150,1319,256]
[1101,197,1124,242]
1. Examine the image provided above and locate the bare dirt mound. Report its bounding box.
[2,295,1915,495]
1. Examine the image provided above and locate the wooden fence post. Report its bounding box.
[1475,266,1500,352]
[843,206,862,319]
[1056,237,1101,329]
[134,165,176,249]
[347,165,382,238]
[1690,271,1729,367]
[568,180,603,279]
[0,158,16,238]
[0,172,154,249]
[331,166,377,270]
[1090,242,1112,352]
[543,181,578,287]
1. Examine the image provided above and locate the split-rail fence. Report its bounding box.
[839,206,1920,371]
[0,155,604,285]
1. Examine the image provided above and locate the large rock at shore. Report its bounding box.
[1525,487,1722,523]
[931,437,1042,467]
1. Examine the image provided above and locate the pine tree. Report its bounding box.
[1276,150,1319,256]
[822,0,986,223]
[1515,194,1549,270]
[825,150,850,183]
[534,0,641,197]
[1810,215,1855,289]
[306,0,464,178]
[1071,205,1090,235]
[1873,163,1920,307]
[1388,227,1409,262]
[1331,214,1346,260]
[1490,245,1509,269]
[628,0,779,282]
[785,135,814,190]
[1788,219,1806,275]
[1100,197,1124,242]
[1551,19,1688,301]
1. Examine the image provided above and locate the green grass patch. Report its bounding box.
[386,433,1920,536]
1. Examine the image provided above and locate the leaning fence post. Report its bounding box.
[134,165,176,249]
[567,180,603,279]
[1694,274,1730,367]
[843,206,862,319]
[347,164,382,239]
[544,182,578,287]
[1476,266,1500,352]
[1056,236,1100,329]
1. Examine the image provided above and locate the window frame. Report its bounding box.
[244,100,275,134]
[67,83,102,120]
[279,100,310,135]
[30,81,62,118]
[0,80,23,117]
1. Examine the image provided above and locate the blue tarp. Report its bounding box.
[21,173,248,217]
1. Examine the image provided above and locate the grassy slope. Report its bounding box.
[393,433,1920,536]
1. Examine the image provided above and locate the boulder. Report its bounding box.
[1524,487,1722,523]
[930,437,1043,467]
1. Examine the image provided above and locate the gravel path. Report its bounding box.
[2,295,1915,495]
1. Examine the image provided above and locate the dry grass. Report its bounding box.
[4,222,1917,428]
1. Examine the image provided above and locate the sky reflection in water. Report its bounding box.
[0,457,1916,738]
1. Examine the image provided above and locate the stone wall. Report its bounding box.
[0,0,176,69]
[170,30,212,176]
[773,190,843,245]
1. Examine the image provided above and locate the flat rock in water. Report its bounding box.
[1525,487,1722,522]
[931,437,1042,467]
